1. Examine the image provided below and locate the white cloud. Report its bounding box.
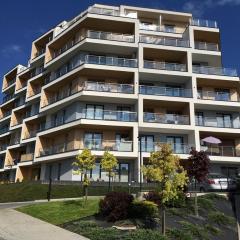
[1,44,22,56]
[183,0,240,17]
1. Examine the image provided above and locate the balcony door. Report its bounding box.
[140,135,154,152]
[195,112,204,126]
[117,106,131,121]
[86,104,104,120]
[216,113,232,128]
[166,136,184,154]
[84,133,102,150]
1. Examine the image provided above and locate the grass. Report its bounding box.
[208,211,236,226]
[18,199,100,225]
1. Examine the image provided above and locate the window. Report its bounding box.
[166,136,184,154]
[164,24,175,33]
[195,112,204,126]
[116,106,131,121]
[221,167,238,178]
[86,105,104,120]
[215,89,230,101]
[84,133,102,150]
[216,114,232,128]
[140,135,154,152]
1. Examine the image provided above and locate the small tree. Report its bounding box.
[143,143,188,236]
[101,151,118,192]
[73,149,96,203]
[186,148,210,216]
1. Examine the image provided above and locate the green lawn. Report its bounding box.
[18,198,100,225]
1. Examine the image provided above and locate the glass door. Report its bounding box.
[117,106,131,121]
[216,114,232,128]
[166,136,184,154]
[86,105,104,120]
[195,112,204,126]
[84,133,102,150]
[140,135,154,152]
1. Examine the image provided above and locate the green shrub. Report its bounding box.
[129,200,158,219]
[167,228,192,240]
[208,212,235,226]
[124,229,167,240]
[99,192,133,222]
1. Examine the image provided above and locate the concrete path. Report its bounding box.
[0,208,88,240]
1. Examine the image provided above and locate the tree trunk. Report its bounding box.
[108,171,111,192]
[194,179,199,217]
[161,205,166,236]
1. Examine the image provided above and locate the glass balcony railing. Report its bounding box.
[191,19,218,28]
[140,35,189,48]
[38,139,133,157]
[141,142,191,154]
[139,85,192,98]
[40,109,137,131]
[193,65,238,77]
[144,112,190,125]
[20,153,34,162]
[52,30,134,61]
[43,81,134,107]
[195,41,219,51]
[87,30,134,43]
[139,24,183,34]
[196,117,239,129]
[197,91,238,102]
[88,7,120,17]
[47,54,137,84]
[200,145,240,157]
[144,60,187,72]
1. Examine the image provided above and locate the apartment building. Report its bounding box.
[0,4,239,183]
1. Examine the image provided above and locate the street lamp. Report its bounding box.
[138,136,142,192]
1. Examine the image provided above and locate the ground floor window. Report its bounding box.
[221,166,239,178]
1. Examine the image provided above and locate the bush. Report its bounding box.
[129,200,158,219]
[99,192,133,222]
[208,212,235,226]
[144,191,161,207]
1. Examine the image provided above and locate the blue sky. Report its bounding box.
[0,0,239,93]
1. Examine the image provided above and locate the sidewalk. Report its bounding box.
[0,208,88,240]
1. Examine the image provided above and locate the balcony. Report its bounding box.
[0,127,9,135]
[139,24,183,34]
[30,66,45,79]
[140,35,189,48]
[52,30,134,61]
[3,78,16,89]
[141,142,191,154]
[191,19,218,28]
[193,65,238,77]
[25,109,39,118]
[1,94,15,104]
[200,145,240,157]
[140,85,192,98]
[43,81,134,107]
[196,117,239,129]
[20,153,34,162]
[11,118,23,127]
[27,87,41,98]
[143,112,190,125]
[33,48,45,59]
[9,138,20,146]
[41,109,137,131]
[197,90,238,102]
[144,60,187,72]
[14,99,26,108]
[47,54,137,85]
[195,41,219,51]
[38,140,133,157]
[23,130,37,140]
[0,145,7,151]
[0,111,11,120]
[89,7,120,17]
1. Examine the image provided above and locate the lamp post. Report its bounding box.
[138,136,142,192]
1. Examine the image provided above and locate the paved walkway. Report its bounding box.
[0,207,88,240]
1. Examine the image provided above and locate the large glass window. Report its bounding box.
[86,105,104,120]
[195,112,204,126]
[166,136,184,154]
[84,133,102,150]
[140,135,154,152]
[216,114,232,128]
